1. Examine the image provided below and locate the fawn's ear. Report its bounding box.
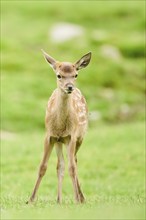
[75,52,92,71]
[41,49,57,70]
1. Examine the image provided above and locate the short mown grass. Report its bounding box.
[1,122,145,219]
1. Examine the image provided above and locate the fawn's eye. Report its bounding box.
[57,75,61,79]
[75,74,78,78]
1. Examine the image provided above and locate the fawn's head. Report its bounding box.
[42,50,92,94]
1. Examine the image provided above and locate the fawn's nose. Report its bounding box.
[66,83,74,93]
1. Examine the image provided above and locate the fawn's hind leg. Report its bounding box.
[56,143,65,203]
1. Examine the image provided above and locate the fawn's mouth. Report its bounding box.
[65,89,74,94]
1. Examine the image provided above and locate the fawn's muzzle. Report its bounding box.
[66,83,74,93]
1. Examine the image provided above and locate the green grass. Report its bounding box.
[1,0,145,131]
[1,122,145,219]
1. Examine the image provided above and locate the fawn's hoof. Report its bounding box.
[57,197,62,204]
[26,198,35,204]
[78,194,86,204]
[26,200,32,204]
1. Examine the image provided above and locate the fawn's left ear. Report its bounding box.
[75,52,92,71]
[41,49,57,70]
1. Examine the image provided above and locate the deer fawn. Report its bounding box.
[27,50,92,204]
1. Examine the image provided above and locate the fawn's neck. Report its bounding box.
[56,88,72,116]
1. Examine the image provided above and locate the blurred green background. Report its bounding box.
[1,0,145,131]
[1,0,145,219]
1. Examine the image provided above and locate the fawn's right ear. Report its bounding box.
[41,49,57,70]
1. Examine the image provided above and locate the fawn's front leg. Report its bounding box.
[26,136,53,204]
[67,139,85,203]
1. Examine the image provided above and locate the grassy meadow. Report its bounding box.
[1,0,145,219]
[1,122,145,219]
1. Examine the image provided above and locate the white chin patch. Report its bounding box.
[64,89,72,94]
[65,90,71,94]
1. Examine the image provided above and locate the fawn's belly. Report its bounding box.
[50,135,71,144]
